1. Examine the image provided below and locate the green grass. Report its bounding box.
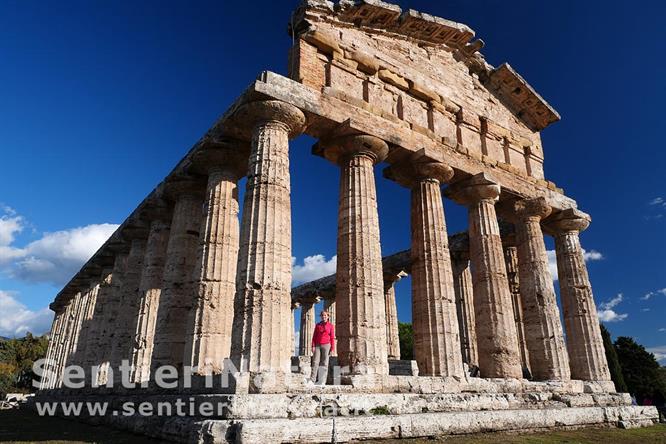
[368,424,666,444]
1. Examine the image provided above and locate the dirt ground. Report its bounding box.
[0,408,665,443]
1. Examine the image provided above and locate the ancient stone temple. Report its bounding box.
[34,1,657,442]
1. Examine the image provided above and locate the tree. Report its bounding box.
[615,336,666,404]
[398,322,413,360]
[599,324,627,392]
[0,333,49,396]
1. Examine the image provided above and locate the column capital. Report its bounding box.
[190,138,249,179]
[513,197,551,221]
[544,208,591,234]
[445,172,501,205]
[139,198,172,224]
[384,159,454,188]
[163,175,206,202]
[318,134,388,166]
[236,100,306,138]
[121,219,150,240]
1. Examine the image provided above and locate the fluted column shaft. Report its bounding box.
[97,253,128,385]
[152,189,203,371]
[548,211,611,381]
[514,198,570,381]
[64,291,85,368]
[384,281,401,360]
[184,146,245,375]
[504,245,530,372]
[110,239,146,372]
[299,301,315,356]
[410,165,463,377]
[230,100,305,381]
[54,299,76,388]
[324,135,389,376]
[73,284,99,366]
[82,268,113,383]
[448,174,522,378]
[452,254,478,367]
[130,219,170,383]
[42,312,64,389]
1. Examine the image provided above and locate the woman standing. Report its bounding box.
[311,310,335,385]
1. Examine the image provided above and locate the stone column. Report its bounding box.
[447,173,522,379]
[130,210,171,384]
[63,291,85,368]
[383,275,401,360]
[82,266,113,384]
[97,251,128,385]
[451,251,478,367]
[183,143,247,375]
[502,239,530,374]
[42,311,64,389]
[545,209,611,381]
[151,179,204,372]
[109,236,146,375]
[291,302,299,357]
[73,282,99,366]
[514,198,570,381]
[299,300,316,356]
[54,298,76,388]
[321,134,389,376]
[323,297,337,357]
[403,161,464,376]
[229,100,305,387]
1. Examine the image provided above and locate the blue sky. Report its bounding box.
[0,1,664,361]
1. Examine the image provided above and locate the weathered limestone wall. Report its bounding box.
[290,9,547,181]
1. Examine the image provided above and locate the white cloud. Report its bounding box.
[0,208,23,247]
[641,288,666,301]
[547,248,602,281]
[292,254,337,286]
[641,308,651,312]
[601,293,623,310]
[294,330,300,356]
[0,290,53,337]
[0,207,118,286]
[597,293,628,323]
[647,346,666,365]
[659,328,666,332]
[648,197,665,206]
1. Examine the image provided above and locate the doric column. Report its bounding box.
[545,209,611,381]
[447,173,522,378]
[320,134,389,376]
[151,179,204,372]
[514,198,570,381]
[130,209,171,384]
[54,297,76,388]
[109,235,146,375]
[72,281,100,366]
[299,300,316,356]
[229,100,305,386]
[323,297,337,357]
[63,290,85,368]
[183,142,247,375]
[97,251,128,385]
[42,311,64,389]
[451,250,478,367]
[383,275,401,360]
[291,302,299,357]
[502,234,530,373]
[82,266,113,384]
